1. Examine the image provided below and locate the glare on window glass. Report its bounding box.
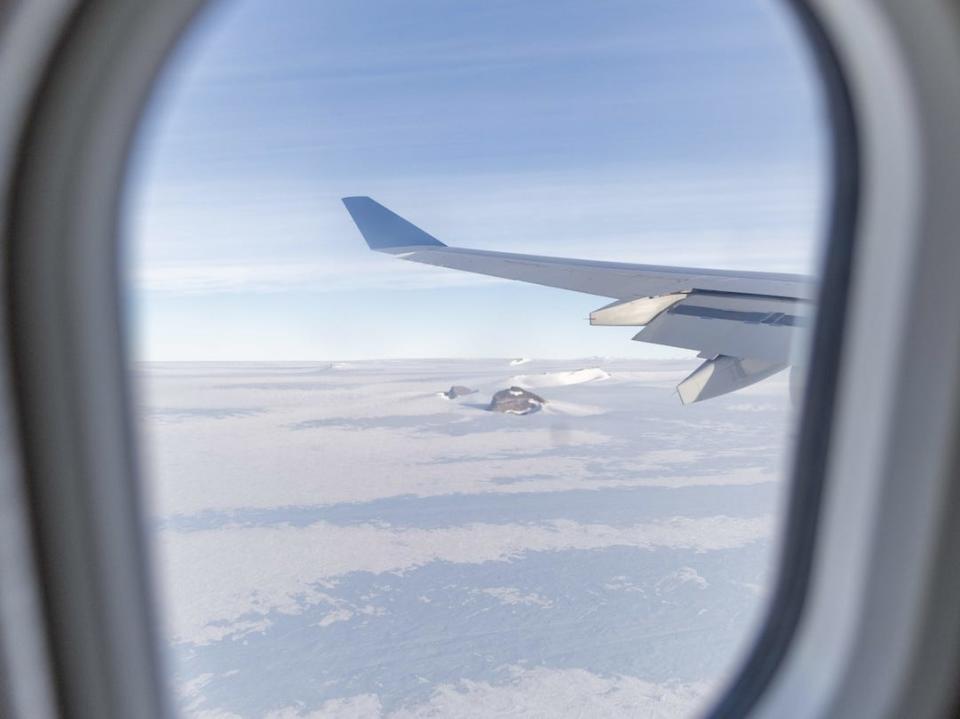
[123,1,827,716]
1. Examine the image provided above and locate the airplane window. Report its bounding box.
[123,1,828,716]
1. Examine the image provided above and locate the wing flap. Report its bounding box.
[677,356,788,404]
[634,293,808,364]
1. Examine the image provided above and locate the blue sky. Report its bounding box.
[125,0,827,361]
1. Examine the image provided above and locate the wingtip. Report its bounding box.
[341,196,446,250]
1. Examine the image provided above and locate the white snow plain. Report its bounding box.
[161,515,772,644]
[511,367,611,388]
[137,358,794,718]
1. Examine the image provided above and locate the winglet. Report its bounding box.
[342,196,447,251]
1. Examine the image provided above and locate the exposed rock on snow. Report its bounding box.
[509,357,532,365]
[441,385,477,399]
[489,386,546,415]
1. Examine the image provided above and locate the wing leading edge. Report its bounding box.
[343,196,815,403]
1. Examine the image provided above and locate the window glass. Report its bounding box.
[124,1,827,716]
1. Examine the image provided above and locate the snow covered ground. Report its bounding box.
[135,358,795,718]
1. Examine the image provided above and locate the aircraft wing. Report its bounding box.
[343,196,815,403]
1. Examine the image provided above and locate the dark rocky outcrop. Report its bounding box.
[488,386,546,415]
[443,385,477,399]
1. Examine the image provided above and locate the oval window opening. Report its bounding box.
[123,1,829,716]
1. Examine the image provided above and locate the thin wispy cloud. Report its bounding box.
[135,259,505,295]
[130,168,823,296]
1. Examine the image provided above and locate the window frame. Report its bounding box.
[2,2,204,718]
[744,1,960,716]
[707,0,860,714]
